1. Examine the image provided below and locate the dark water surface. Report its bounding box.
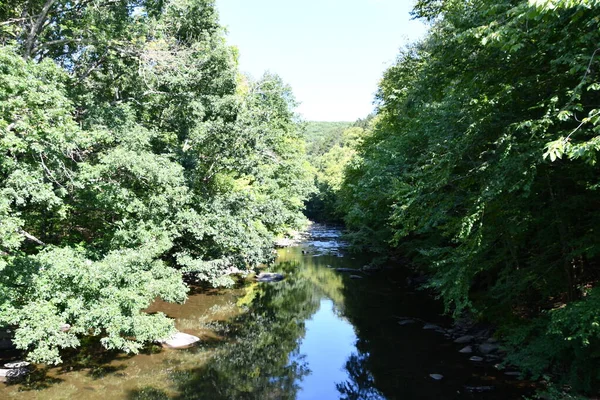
[1,225,532,399]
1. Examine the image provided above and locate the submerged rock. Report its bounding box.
[255,272,284,282]
[336,268,358,273]
[159,332,200,349]
[398,319,416,326]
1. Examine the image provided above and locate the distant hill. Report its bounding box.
[303,121,352,158]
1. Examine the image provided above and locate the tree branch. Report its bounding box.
[24,0,58,59]
[19,230,46,246]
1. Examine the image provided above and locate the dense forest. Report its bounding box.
[0,0,313,365]
[2,0,600,398]
[315,0,600,397]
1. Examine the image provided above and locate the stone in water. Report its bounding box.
[454,335,474,344]
[255,273,284,282]
[458,346,473,354]
[160,332,200,349]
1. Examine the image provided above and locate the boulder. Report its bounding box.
[458,346,473,354]
[159,332,200,349]
[453,335,474,344]
[469,356,484,362]
[429,374,444,381]
[0,367,29,382]
[255,273,284,282]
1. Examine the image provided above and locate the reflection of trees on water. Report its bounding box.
[130,260,334,400]
[337,352,386,400]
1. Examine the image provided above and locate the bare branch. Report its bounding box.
[19,230,46,246]
[0,18,29,26]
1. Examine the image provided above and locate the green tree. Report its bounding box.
[1,0,313,363]
[339,0,600,394]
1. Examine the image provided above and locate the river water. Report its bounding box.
[1,224,532,399]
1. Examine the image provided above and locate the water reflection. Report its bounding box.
[337,352,385,400]
[296,299,357,400]
[2,225,532,400]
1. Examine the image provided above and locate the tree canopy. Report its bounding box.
[338,0,600,395]
[0,0,313,364]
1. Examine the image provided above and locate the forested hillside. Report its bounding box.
[337,0,600,396]
[0,0,313,364]
[303,121,368,222]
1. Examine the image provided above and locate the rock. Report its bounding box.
[458,346,473,354]
[398,319,416,326]
[423,323,441,330]
[350,275,363,279]
[429,374,444,381]
[464,386,494,393]
[223,266,242,276]
[60,323,71,332]
[255,273,284,282]
[4,361,30,369]
[454,335,474,344]
[469,356,484,362]
[487,337,498,343]
[159,332,200,349]
[0,367,29,382]
[336,268,358,273]
[478,343,499,354]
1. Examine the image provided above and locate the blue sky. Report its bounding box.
[216,0,427,122]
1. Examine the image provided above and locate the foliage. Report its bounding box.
[339,0,600,394]
[0,0,312,363]
[303,122,368,222]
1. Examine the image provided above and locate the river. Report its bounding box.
[0,224,532,399]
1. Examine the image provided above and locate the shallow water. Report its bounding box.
[0,224,532,399]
